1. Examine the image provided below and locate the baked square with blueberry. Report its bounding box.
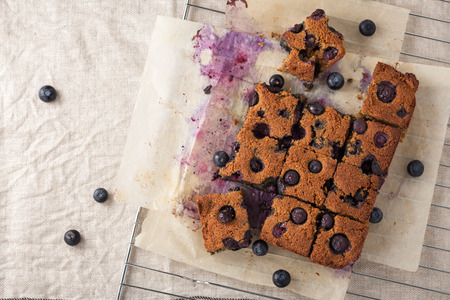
[310,215,369,269]
[260,195,320,257]
[243,83,305,140]
[278,143,337,206]
[219,129,287,186]
[197,191,251,253]
[361,62,419,130]
[324,162,382,223]
[343,119,402,177]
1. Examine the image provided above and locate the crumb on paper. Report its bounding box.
[233,119,239,125]
[347,78,353,84]
[394,222,397,226]
[303,82,314,91]
[357,93,363,100]
[258,42,264,47]
[316,272,320,276]
[271,32,282,40]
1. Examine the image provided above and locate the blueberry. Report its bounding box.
[273,269,291,288]
[290,208,307,225]
[257,110,265,117]
[269,74,284,88]
[369,207,383,223]
[327,72,345,90]
[291,124,306,140]
[407,160,424,177]
[377,81,397,103]
[330,234,350,254]
[397,107,407,118]
[278,109,290,119]
[252,123,270,139]
[248,90,259,107]
[308,160,322,173]
[311,9,325,20]
[250,157,264,173]
[307,102,324,115]
[217,205,236,223]
[353,119,367,134]
[319,214,334,230]
[93,188,108,203]
[272,223,287,238]
[64,229,81,246]
[304,32,317,48]
[289,23,303,34]
[373,131,389,148]
[323,47,338,61]
[214,151,230,167]
[359,19,376,36]
[252,240,269,256]
[39,85,57,102]
[283,170,300,186]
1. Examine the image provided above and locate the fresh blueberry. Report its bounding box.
[250,157,264,173]
[330,234,350,254]
[377,81,397,103]
[373,131,389,148]
[39,85,57,102]
[308,160,322,173]
[407,160,424,177]
[248,90,259,107]
[307,102,324,115]
[327,72,345,90]
[353,119,367,134]
[290,208,307,225]
[283,170,300,186]
[93,188,108,203]
[269,74,285,88]
[272,223,287,238]
[323,47,338,61]
[214,151,230,167]
[252,240,269,256]
[252,123,270,139]
[319,214,334,230]
[311,9,325,20]
[64,229,81,246]
[217,205,236,223]
[369,207,383,223]
[359,19,376,36]
[273,269,291,288]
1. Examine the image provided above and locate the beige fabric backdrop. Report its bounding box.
[1,0,448,299]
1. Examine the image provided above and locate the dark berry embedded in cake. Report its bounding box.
[279,9,346,81]
[361,62,419,130]
[327,72,345,90]
[369,207,383,223]
[319,213,335,230]
[343,119,402,176]
[219,129,287,185]
[241,186,276,229]
[295,104,351,159]
[278,144,337,206]
[214,151,230,167]
[197,191,251,253]
[243,83,305,140]
[310,215,369,269]
[407,160,424,177]
[324,162,382,223]
[252,239,269,256]
[273,269,291,288]
[39,85,57,102]
[359,19,376,36]
[261,196,320,257]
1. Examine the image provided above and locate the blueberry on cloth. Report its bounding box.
[39,85,57,102]
[273,269,291,288]
[64,230,81,246]
[93,188,108,203]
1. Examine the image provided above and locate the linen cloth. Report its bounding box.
[1,0,448,299]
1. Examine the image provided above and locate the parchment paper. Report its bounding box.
[225,0,410,61]
[116,16,450,300]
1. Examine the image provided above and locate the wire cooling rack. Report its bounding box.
[117,1,450,299]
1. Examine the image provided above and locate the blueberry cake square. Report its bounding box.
[294,102,352,159]
[219,128,287,186]
[260,195,320,257]
[361,62,419,130]
[310,215,369,269]
[343,119,402,177]
[324,162,382,223]
[279,9,345,81]
[278,143,337,206]
[243,83,305,140]
[197,191,251,253]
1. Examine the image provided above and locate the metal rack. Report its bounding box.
[117,1,450,299]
